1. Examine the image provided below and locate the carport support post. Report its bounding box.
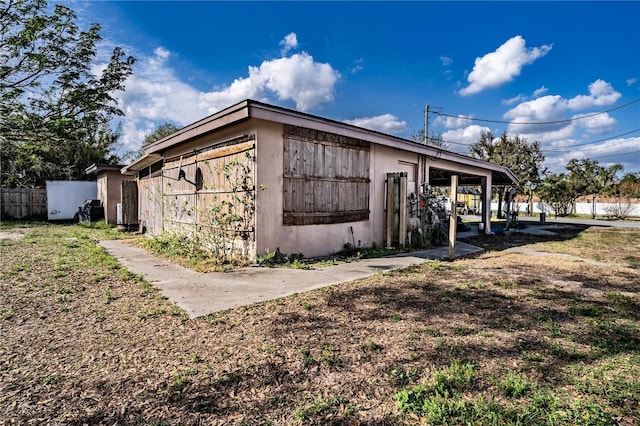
[448,174,458,259]
[481,175,492,235]
[399,173,407,248]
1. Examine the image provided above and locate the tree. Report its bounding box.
[536,173,573,216]
[617,172,640,197]
[563,159,623,215]
[538,159,626,217]
[0,0,135,187]
[143,122,180,146]
[599,170,637,220]
[135,122,180,158]
[410,128,451,150]
[597,164,625,195]
[469,131,546,218]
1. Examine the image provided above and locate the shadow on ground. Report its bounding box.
[459,223,590,252]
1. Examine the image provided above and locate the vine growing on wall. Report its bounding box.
[407,186,448,248]
[143,150,257,268]
[196,151,256,263]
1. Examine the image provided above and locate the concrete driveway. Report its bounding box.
[100,218,608,318]
[99,240,483,319]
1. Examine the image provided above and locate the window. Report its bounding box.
[283,125,370,225]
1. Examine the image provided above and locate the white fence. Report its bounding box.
[490,201,640,217]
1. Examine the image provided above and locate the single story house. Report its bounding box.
[122,99,517,260]
[85,163,137,227]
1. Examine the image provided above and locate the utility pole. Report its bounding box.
[423,105,430,145]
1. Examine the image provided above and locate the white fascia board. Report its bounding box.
[121,153,162,174]
[248,101,518,185]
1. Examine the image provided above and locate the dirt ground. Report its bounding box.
[0,223,639,425]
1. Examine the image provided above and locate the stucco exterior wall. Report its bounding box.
[254,123,424,258]
[369,144,421,245]
[127,100,516,260]
[97,171,131,225]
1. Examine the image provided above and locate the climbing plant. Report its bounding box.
[196,151,256,263]
[407,186,448,248]
[142,147,257,268]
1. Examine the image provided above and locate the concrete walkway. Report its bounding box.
[99,240,483,318]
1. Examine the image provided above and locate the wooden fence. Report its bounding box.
[0,187,47,219]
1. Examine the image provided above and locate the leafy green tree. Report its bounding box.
[0,0,135,187]
[469,131,545,217]
[135,122,180,158]
[617,172,640,197]
[538,159,626,217]
[564,159,623,213]
[536,173,573,216]
[143,122,180,146]
[597,163,624,195]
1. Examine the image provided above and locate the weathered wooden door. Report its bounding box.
[385,172,408,248]
[121,180,138,226]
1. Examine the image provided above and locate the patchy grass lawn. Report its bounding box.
[530,226,640,267]
[1,223,639,425]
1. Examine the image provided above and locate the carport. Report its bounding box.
[425,159,518,257]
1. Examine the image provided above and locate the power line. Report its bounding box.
[543,150,640,166]
[541,129,640,152]
[435,128,640,153]
[431,97,640,125]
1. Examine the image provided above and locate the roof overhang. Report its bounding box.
[121,153,162,174]
[124,99,518,186]
[428,166,517,187]
[246,101,518,186]
[85,163,133,176]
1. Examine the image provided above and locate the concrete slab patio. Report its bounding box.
[99,240,483,318]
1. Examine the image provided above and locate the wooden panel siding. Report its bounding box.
[283,125,370,225]
[138,175,164,234]
[154,135,256,255]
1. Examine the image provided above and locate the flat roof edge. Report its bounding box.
[131,99,518,186]
[121,153,162,174]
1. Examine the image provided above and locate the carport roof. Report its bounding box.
[129,99,517,186]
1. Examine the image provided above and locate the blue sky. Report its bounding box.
[72,1,639,174]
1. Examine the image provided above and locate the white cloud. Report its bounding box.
[459,35,552,96]
[501,87,547,106]
[566,79,621,109]
[440,56,453,66]
[153,47,170,60]
[349,58,364,74]
[517,122,578,145]
[280,32,298,55]
[533,86,548,97]
[442,124,491,154]
[627,78,638,86]
[199,52,339,113]
[259,53,339,110]
[502,94,527,106]
[433,114,475,130]
[503,80,622,138]
[115,47,204,150]
[343,114,408,134]
[574,112,617,135]
[504,94,565,120]
[499,81,629,173]
[543,136,640,174]
[113,33,339,154]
